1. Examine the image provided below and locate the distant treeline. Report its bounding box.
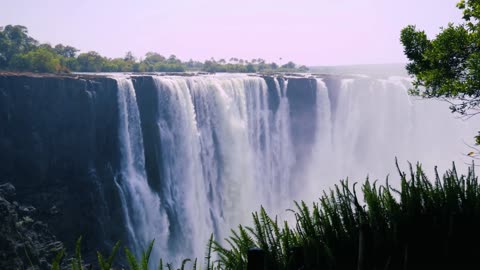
[0,25,308,73]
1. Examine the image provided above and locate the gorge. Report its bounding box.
[0,72,477,267]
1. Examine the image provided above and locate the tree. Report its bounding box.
[10,47,61,72]
[144,52,165,64]
[28,48,62,72]
[167,54,181,64]
[401,0,480,144]
[0,25,38,68]
[54,44,78,58]
[401,0,480,116]
[281,61,296,69]
[124,51,136,62]
[77,51,105,72]
[298,65,309,72]
[270,62,279,70]
[38,43,54,51]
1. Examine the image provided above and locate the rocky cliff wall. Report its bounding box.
[286,77,318,164]
[0,74,126,263]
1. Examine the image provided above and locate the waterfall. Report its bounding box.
[268,78,295,209]
[302,76,478,199]
[147,75,297,262]
[114,77,168,261]
[112,74,478,264]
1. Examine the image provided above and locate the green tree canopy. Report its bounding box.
[10,47,61,72]
[401,0,480,116]
[54,44,79,58]
[144,52,166,64]
[281,61,296,70]
[0,25,38,68]
[77,51,105,72]
[0,25,309,74]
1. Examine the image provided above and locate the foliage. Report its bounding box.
[10,47,63,72]
[57,237,219,270]
[400,0,480,117]
[214,162,480,269]
[51,162,480,270]
[54,44,79,58]
[0,25,308,74]
[124,240,155,270]
[77,51,105,72]
[0,25,38,68]
[201,58,307,73]
[51,249,65,270]
[97,241,120,270]
[71,237,85,270]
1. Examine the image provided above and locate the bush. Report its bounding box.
[53,162,480,270]
[9,48,62,73]
[215,161,480,269]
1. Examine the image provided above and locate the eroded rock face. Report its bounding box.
[286,78,318,164]
[0,74,127,265]
[0,182,63,270]
[131,76,163,194]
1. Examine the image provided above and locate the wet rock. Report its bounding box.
[0,74,128,264]
[0,182,15,200]
[0,183,65,270]
[48,205,59,215]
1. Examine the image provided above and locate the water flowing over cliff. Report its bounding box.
[132,75,297,261]
[0,73,478,266]
[114,77,168,260]
[124,74,478,264]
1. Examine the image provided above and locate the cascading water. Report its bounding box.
[114,77,168,261]
[149,75,296,262]
[113,73,479,264]
[302,76,479,200]
[267,78,295,209]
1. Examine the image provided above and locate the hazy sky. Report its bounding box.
[1,0,463,66]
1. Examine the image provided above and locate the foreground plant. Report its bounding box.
[52,162,480,270]
[215,161,480,269]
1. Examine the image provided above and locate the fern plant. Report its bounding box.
[71,237,84,270]
[97,241,120,270]
[51,249,64,270]
[51,162,480,270]
[125,239,155,270]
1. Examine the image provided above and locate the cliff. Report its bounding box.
[0,182,64,270]
[0,73,127,264]
[286,77,318,164]
[0,73,322,267]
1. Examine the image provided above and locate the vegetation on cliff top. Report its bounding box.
[0,25,308,74]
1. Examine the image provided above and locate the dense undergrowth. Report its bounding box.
[53,161,480,270]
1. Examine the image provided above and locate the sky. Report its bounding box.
[1,0,464,66]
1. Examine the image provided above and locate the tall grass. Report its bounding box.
[214,161,480,269]
[53,162,480,269]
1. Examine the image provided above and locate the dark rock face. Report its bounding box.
[131,76,163,194]
[0,182,64,270]
[0,74,126,264]
[286,78,318,164]
[322,76,343,124]
[262,76,281,114]
[0,182,15,201]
